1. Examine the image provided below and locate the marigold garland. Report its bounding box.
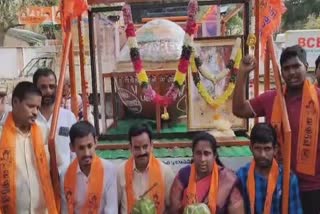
[122,0,198,109]
[193,38,242,84]
[190,46,242,109]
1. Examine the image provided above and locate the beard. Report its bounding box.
[256,159,273,169]
[42,94,55,106]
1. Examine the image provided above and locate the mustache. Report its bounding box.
[138,154,148,158]
[42,95,55,104]
[43,95,55,99]
[82,156,92,160]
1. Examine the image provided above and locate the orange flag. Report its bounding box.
[61,0,88,31]
[259,0,286,56]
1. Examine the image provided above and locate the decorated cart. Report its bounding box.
[49,0,290,212]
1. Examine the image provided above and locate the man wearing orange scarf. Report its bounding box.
[237,123,302,214]
[0,82,57,213]
[60,121,118,213]
[233,45,320,213]
[117,123,175,214]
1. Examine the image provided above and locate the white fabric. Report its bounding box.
[117,159,175,214]
[60,158,118,214]
[0,123,49,214]
[37,108,76,173]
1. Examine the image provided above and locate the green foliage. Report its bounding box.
[282,0,320,31]
[0,0,59,31]
[304,14,320,29]
[227,14,243,35]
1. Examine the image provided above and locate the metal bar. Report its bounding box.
[48,30,72,212]
[243,0,250,130]
[78,16,89,121]
[68,39,79,118]
[88,11,100,135]
[254,0,259,124]
[243,0,250,55]
[156,75,161,133]
[90,0,246,13]
[96,140,250,150]
[95,14,107,133]
[111,76,117,128]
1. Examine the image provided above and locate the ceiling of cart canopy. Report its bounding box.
[88,0,222,4]
[88,0,231,24]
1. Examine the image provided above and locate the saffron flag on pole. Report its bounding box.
[259,0,286,56]
[60,0,88,31]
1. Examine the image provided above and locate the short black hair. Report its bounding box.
[128,123,152,144]
[33,67,57,85]
[250,123,277,147]
[315,55,320,72]
[69,121,96,144]
[192,132,224,166]
[12,81,42,104]
[280,45,307,67]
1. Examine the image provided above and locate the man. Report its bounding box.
[315,55,320,86]
[0,81,57,213]
[117,123,174,214]
[61,78,83,119]
[60,121,117,213]
[237,123,302,213]
[233,45,320,213]
[33,68,77,172]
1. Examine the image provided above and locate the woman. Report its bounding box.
[170,132,245,214]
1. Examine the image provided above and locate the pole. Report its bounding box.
[68,39,79,118]
[268,37,291,214]
[77,16,89,121]
[48,31,72,212]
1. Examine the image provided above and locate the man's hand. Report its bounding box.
[239,55,256,74]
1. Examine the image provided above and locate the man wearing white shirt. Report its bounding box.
[0,82,58,213]
[33,68,76,172]
[60,121,118,213]
[117,123,174,214]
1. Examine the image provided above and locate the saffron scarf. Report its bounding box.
[185,162,219,214]
[125,154,165,214]
[0,113,57,214]
[271,80,319,175]
[64,155,104,214]
[247,159,279,214]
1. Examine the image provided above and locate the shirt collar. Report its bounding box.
[133,159,150,173]
[16,127,31,138]
[77,164,82,174]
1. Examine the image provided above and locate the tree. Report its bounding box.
[304,14,320,29]
[0,0,59,46]
[282,0,320,31]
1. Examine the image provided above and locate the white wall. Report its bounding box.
[0,48,20,79]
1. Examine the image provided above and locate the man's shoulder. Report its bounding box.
[100,158,116,171]
[159,159,173,172]
[236,163,251,179]
[257,89,277,99]
[58,108,75,117]
[117,160,127,174]
[58,108,76,125]
[277,164,298,179]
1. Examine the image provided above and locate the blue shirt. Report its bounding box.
[237,163,303,214]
